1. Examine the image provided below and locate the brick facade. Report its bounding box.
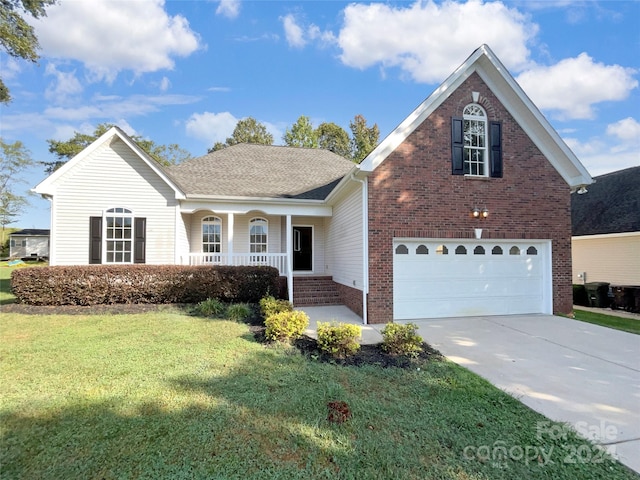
[366,72,573,324]
[335,282,364,318]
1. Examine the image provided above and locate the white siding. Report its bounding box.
[50,138,177,265]
[292,216,326,276]
[572,233,640,285]
[9,236,49,257]
[325,183,364,289]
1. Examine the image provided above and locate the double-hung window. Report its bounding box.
[202,216,222,253]
[249,217,268,263]
[105,207,133,263]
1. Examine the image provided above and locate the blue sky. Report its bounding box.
[2,0,639,229]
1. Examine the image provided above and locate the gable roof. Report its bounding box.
[572,166,640,236]
[33,126,185,199]
[359,44,593,189]
[165,143,356,200]
[10,229,50,236]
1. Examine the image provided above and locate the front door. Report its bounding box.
[293,226,312,271]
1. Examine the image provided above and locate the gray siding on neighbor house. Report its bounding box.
[325,182,364,290]
[50,138,178,265]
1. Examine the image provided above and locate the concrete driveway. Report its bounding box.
[404,314,640,474]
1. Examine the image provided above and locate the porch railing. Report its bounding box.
[184,253,288,275]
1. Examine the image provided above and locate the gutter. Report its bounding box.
[350,172,369,325]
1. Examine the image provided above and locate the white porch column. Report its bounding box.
[286,214,293,303]
[227,213,234,266]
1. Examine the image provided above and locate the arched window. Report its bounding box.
[492,246,503,255]
[455,245,467,255]
[395,244,408,254]
[509,246,521,255]
[202,216,222,253]
[104,207,133,263]
[416,245,429,255]
[436,245,449,255]
[249,218,268,254]
[527,246,538,255]
[463,104,487,176]
[473,246,485,255]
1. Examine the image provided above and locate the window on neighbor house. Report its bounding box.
[249,218,268,261]
[202,216,222,253]
[451,105,502,178]
[89,209,146,264]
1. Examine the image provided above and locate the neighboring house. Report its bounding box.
[9,229,50,258]
[571,166,640,286]
[33,45,592,324]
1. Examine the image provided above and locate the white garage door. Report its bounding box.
[393,239,552,320]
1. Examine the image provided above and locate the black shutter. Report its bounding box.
[89,216,102,264]
[451,117,464,175]
[489,121,503,178]
[134,217,146,264]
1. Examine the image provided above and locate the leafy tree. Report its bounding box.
[209,116,274,153]
[43,123,192,173]
[283,115,318,148]
[0,138,34,235]
[350,114,380,164]
[316,122,351,158]
[0,0,56,103]
[209,117,274,152]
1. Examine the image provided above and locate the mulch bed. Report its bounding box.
[3,302,442,369]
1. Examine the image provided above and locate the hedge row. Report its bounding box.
[11,265,280,306]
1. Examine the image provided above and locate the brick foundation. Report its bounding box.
[335,282,364,318]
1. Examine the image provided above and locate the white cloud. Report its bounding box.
[216,0,240,19]
[159,76,171,92]
[281,14,306,49]
[336,0,537,83]
[2,57,22,81]
[44,63,83,104]
[517,54,638,120]
[606,117,640,142]
[565,117,640,176]
[32,0,201,82]
[185,111,238,144]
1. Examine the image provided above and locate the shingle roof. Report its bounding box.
[11,229,50,236]
[571,166,640,236]
[165,144,355,200]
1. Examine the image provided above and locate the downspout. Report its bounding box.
[350,173,369,325]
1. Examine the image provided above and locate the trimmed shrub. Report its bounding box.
[259,295,293,319]
[194,298,226,317]
[226,303,252,322]
[317,322,361,358]
[573,284,588,307]
[381,323,423,357]
[10,265,279,306]
[265,310,309,342]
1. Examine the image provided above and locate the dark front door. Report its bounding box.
[293,226,312,271]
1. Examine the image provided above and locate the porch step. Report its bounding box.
[293,276,342,307]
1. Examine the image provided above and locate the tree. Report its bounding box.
[283,115,318,148]
[43,123,192,173]
[208,117,274,152]
[316,122,351,158]
[349,114,380,164]
[0,0,56,103]
[0,138,34,236]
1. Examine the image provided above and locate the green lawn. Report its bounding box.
[1,310,636,479]
[573,309,640,335]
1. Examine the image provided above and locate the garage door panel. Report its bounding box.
[393,239,549,320]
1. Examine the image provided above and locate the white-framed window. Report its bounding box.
[202,216,222,253]
[249,218,268,259]
[463,104,487,176]
[104,207,133,263]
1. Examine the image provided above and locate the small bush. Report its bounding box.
[194,298,226,317]
[226,303,252,322]
[381,323,423,357]
[317,322,361,358]
[260,295,293,319]
[265,310,309,342]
